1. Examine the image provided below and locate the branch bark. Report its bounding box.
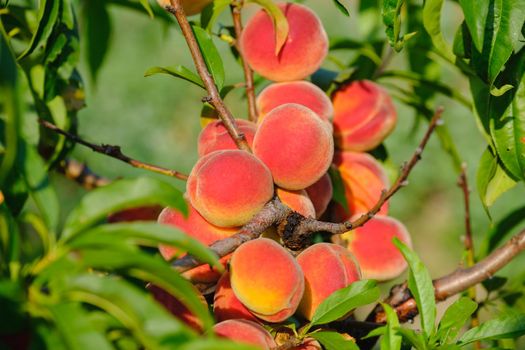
[369,228,525,323]
[57,158,111,189]
[231,0,258,122]
[39,119,189,180]
[166,0,250,151]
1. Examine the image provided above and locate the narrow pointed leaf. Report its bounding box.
[459,313,525,344]
[144,65,205,89]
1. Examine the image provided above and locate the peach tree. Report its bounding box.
[1,0,525,349]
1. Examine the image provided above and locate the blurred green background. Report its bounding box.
[54,0,524,301]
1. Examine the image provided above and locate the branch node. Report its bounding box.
[202,95,213,103]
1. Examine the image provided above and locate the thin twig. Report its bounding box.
[39,119,189,180]
[57,158,111,189]
[369,228,525,323]
[166,0,250,151]
[231,0,258,122]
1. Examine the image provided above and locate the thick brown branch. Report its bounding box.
[172,198,289,272]
[39,119,188,180]
[231,0,258,122]
[166,0,250,151]
[57,158,111,189]
[369,228,525,323]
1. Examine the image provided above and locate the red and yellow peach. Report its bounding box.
[198,119,257,157]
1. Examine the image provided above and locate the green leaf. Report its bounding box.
[458,0,489,52]
[246,0,289,55]
[19,142,59,233]
[192,25,225,90]
[422,0,455,62]
[200,0,231,30]
[310,280,380,327]
[17,0,60,60]
[310,331,359,350]
[396,328,428,349]
[68,222,221,271]
[478,206,525,258]
[459,313,525,344]
[435,297,477,344]
[394,238,436,337]
[476,147,517,213]
[144,65,205,89]
[49,302,114,350]
[178,339,261,350]
[332,0,350,17]
[139,0,154,18]
[63,274,195,347]
[380,303,402,350]
[61,177,186,240]
[382,0,413,51]
[84,0,112,83]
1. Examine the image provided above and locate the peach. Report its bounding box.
[277,188,316,218]
[230,238,304,322]
[253,104,334,190]
[107,205,162,223]
[187,150,274,227]
[148,284,207,332]
[291,339,322,350]
[240,3,328,82]
[257,81,333,122]
[213,319,277,349]
[158,205,236,283]
[213,272,259,323]
[342,216,412,281]
[332,80,397,152]
[305,173,333,219]
[198,119,257,157]
[331,151,389,222]
[296,243,361,321]
[156,0,212,16]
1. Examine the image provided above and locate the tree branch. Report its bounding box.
[369,228,525,323]
[165,0,250,151]
[231,0,258,122]
[39,119,189,180]
[56,158,111,189]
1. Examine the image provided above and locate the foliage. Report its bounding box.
[1,0,525,349]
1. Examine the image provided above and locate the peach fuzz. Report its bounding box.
[296,243,361,321]
[148,284,207,332]
[305,173,333,219]
[213,320,277,349]
[213,272,259,323]
[277,188,316,218]
[240,3,328,82]
[342,216,412,281]
[156,0,212,16]
[331,151,389,222]
[187,150,274,227]
[332,80,397,152]
[257,81,333,122]
[198,119,257,157]
[158,205,236,283]
[253,103,334,190]
[230,238,304,322]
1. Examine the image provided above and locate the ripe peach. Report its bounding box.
[331,151,389,221]
[277,188,316,218]
[158,205,236,283]
[253,104,334,190]
[230,238,304,322]
[257,81,333,122]
[296,243,361,321]
[187,150,274,227]
[332,80,397,151]
[213,319,277,349]
[213,272,259,323]
[342,216,412,281]
[148,284,207,332]
[240,3,328,82]
[156,0,212,16]
[198,119,257,157]
[305,173,333,219]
